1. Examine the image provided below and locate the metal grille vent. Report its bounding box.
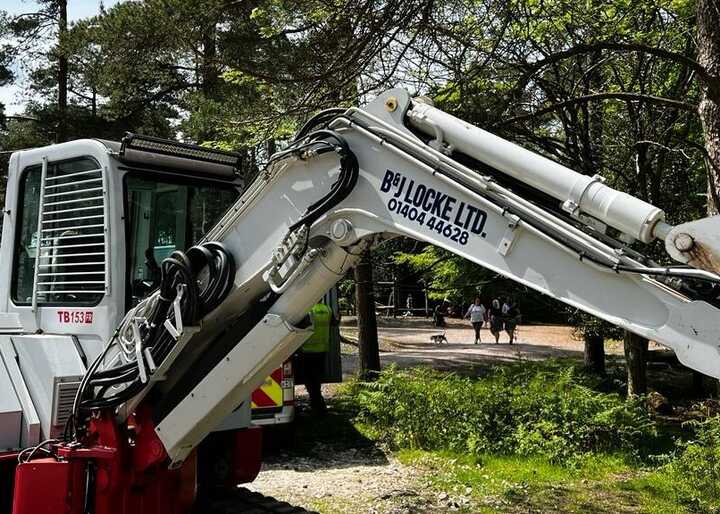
[51,378,81,434]
[32,157,108,308]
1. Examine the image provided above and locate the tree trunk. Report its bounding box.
[354,250,380,380]
[624,331,648,396]
[56,0,68,143]
[696,0,720,395]
[583,334,605,374]
[266,139,276,159]
[698,0,720,214]
[200,23,219,98]
[692,370,705,395]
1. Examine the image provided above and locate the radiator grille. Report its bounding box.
[51,378,81,435]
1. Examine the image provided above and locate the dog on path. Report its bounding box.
[430,331,448,345]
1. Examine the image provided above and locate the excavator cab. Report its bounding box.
[125,173,239,305]
[0,137,261,512]
[1,134,347,513]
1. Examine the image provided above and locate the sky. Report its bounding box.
[0,0,124,115]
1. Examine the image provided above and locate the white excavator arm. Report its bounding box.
[75,88,720,466]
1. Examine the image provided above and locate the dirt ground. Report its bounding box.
[247,443,436,514]
[342,319,583,372]
[337,316,651,375]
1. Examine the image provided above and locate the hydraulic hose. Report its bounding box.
[69,242,235,439]
[288,129,359,231]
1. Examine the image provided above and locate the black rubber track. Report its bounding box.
[196,488,319,514]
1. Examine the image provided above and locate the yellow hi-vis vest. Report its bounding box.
[303,303,332,353]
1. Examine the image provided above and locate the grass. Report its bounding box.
[619,471,686,514]
[395,449,686,513]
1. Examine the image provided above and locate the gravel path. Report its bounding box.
[342,320,601,375]
[246,444,435,514]
[339,318,667,375]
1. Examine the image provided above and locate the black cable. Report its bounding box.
[71,242,236,436]
[288,129,360,231]
[293,108,347,142]
[72,120,356,432]
[17,439,58,463]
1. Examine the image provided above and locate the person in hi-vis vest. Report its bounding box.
[299,302,335,414]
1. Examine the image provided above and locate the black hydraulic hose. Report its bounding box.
[74,242,236,424]
[288,129,360,231]
[293,108,347,142]
[76,121,353,426]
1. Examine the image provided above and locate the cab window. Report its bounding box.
[125,175,239,305]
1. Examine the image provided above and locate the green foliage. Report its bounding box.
[393,245,481,303]
[392,242,567,321]
[567,311,624,340]
[661,417,720,513]
[345,361,657,463]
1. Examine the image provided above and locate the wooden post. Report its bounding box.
[624,331,648,396]
[393,275,400,318]
[354,250,380,380]
[423,282,429,318]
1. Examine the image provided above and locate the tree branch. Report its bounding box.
[521,42,717,87]
[495,92,697,127]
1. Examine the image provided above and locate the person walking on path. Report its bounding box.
[464,296,486,344]
[489,298,503,344]
[404,295,413,317]
[502,299,521,344]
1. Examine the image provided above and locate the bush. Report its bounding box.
[344,361,657,463]
[662,416,720,513]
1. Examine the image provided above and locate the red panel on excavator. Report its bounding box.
[11,459,85,514]
[232,426,263,484]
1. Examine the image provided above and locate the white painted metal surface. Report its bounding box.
[0,336,40,448]
[156,314,313,464]
[0,140,122,351]
[145,89,720,464]
[11,335,85,439]
[31,157,48,313]
[665,216,720,275]
[408,100,666,243]
[0,357,22,450]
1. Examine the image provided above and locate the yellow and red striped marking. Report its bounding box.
[251,368,283,409]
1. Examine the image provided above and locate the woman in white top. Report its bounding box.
[464,297,486,344]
